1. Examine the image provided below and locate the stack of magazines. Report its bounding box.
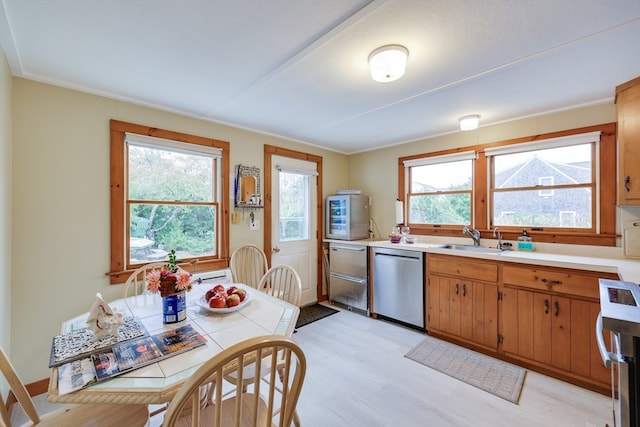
[55,323,206,395]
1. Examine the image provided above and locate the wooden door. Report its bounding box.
[616,77,640,205]
[448,278,461,337]
[550,295,571,371]
[532,292,553,364]
[427,274,450,333]
[473,282,498,349]
[501,287,536,359]
[459,280,474,341]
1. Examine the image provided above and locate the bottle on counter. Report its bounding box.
[517,229,534,251]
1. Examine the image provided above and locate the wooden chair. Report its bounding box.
[162,335,306,427]
[122,261,166,298]
[258,265,302,307]
[229,244,269,289]
[0,347,149,427]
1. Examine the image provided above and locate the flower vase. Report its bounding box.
[162,291,186,324]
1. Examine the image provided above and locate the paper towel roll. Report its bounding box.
[395,199,404,225]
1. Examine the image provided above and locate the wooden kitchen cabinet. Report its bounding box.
[501,263,618,391]
[427,255,498,350]
[616,76,640,205]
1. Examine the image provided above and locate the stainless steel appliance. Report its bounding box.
[597,278,640,427]
[325,194,370,240]
[328,243,369,314]
[372,247,424,328]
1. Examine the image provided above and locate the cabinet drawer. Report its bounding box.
[429,255,498,282]
[502,264,617,299]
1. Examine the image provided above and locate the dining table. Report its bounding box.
[47,282,299,405]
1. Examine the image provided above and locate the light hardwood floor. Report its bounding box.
[289,304,613,427]
[14,304,614,427]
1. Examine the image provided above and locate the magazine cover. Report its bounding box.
[112,336,164,371]
[92,351,121,381]
[57,358,97,395]
[151,324,207,356]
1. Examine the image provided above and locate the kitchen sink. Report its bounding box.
[442,244,504,254]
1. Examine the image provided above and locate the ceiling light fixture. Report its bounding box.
[368,45,409,83]
[459,114,480,131]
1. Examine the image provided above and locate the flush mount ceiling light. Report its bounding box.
[368,45,409,83]
[459,114,481,131]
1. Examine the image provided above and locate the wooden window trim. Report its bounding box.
[398,123,617,247]
[108,120,230,284]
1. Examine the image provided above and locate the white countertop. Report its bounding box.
[325,238,640,283]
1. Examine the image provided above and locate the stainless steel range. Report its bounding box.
[597,278,640,427]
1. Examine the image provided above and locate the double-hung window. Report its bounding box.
[109,120,230,283]
[486,131,599,232]
[404,151,477,226]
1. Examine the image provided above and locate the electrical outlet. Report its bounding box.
[250,220,260,230]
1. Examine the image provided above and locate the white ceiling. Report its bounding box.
[1,1,639,154]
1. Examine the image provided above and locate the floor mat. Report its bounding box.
[405,335,526,404]
[295,304,338,329]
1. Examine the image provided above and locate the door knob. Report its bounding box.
[273,247,280,253]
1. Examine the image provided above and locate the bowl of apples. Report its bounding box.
[196,284,250,313]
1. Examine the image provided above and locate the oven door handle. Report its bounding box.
[596,311,625,368]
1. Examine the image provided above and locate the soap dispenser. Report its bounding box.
[517,229,534,251]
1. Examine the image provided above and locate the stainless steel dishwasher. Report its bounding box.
[372,247,424,328]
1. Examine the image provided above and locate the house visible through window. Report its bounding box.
[486,131,598,231]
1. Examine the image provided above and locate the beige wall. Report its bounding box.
[349,103,632,238]
[11,78,348,382]
[0,42,12,375]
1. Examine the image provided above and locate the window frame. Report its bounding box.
[404,152,476,227]
[109,120,230,284]
[488,136,597,233]
[398,123,617,246]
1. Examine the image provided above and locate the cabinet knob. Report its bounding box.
[554,300,560,316]
[462,283,467,297]
[544,299,549,314]
[625,176,631,192]
[541,278,562,286]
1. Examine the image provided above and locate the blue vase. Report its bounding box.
[162,292,186,324]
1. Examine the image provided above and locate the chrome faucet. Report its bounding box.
[462,226,481,246]
[493,227,503,250]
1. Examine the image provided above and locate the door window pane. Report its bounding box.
[279,172,309,241]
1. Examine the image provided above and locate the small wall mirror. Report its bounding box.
[235,165,262,207]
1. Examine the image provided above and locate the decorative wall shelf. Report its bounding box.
[234,164,263,208]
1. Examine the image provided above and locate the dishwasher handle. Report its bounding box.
[331,245,366,252]
[596,311,624,368]
[374,252,421,261]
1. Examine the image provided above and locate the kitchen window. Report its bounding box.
[486,132,598,232]
[398,123,617,246]
[109,120,230,284]
[403,151,477,226]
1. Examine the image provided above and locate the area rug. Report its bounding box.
[295,304,338,329]
[405,336,526,404]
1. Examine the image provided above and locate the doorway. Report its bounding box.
[264,146,323,306]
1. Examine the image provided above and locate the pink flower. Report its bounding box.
[175,269,193,292]
[146,269,161,293]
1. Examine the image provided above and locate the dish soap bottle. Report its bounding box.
[517,229,534,251]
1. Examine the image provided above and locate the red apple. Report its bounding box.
[213,284,225,293]
[208,294,227,309]
[226,285,237,295]
[226,294,241,307]
[234,288,247,302]
[205,288,218,301]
